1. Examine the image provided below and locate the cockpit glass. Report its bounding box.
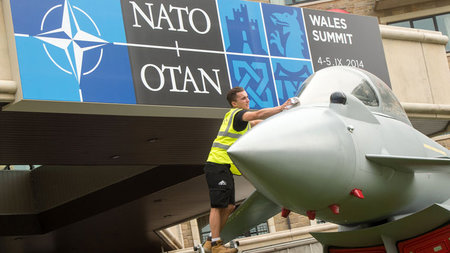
[296,67,411,125]
[368,75,411,125]
[351,80,378,107]
[296,67,378,106]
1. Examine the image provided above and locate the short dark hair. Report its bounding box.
[227,87,245,106]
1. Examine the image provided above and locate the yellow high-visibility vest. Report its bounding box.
[207,108,250,175]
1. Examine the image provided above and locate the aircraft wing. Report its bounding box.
[366,154,450,173]
[220,190,281,243]
[312,200,450,248]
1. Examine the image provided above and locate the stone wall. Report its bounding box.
[434,125,450,149]
[296,0,377,17]
[0,0,11,81]
[273,212,311,231]
[181,221,194,248]
[293,0,450,19]
[377,0,450,17]
[437,138,450,149]
[448,54,450,69]
[292,0,450,69]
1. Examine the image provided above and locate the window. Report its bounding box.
[1,165,41,170]
[389,13,450,52]
[239,222,270,237]
[198,219,269,243]
[200,224,211,243]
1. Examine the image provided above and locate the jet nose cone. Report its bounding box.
[228,107,356,209]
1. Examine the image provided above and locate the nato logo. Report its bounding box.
[11,0,136,103]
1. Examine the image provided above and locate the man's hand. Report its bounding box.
[282,97,300,110]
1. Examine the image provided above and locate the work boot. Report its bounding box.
[212,240,237,253]
[202,240,211,253]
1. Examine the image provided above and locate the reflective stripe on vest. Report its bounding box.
[207,108,250,175]
[212,142,231,150]
[218,131,242,139]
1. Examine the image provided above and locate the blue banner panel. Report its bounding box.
[271,59,312,105]
[227,55,277,110]
[261,4,310,60]
[10,0,136,104]
[218,0,268,56]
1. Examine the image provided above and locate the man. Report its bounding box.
[203,87,295,253]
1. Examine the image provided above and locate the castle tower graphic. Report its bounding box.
[226,5,267,55]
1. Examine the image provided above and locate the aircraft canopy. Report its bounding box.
[296,66,411,126]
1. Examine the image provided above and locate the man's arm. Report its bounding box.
[250,120,263,127]
[242,99,293,122]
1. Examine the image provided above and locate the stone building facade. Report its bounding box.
[293,0,450,68]
[178,211,314,249]
[274,212,311,231]
[292,0,450,17]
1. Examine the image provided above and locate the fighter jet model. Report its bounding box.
[222,66,450,251]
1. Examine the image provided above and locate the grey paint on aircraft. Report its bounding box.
[223,66,450,248]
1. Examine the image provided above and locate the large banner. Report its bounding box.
[10,0,389,109]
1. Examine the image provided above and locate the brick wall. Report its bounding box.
[181,221,194,248]
[292,0,450,19]
[379,0,450,17]
[438,139,450,149]
[293,0,450,70]
[447,54,450,70]
[435,133,450,149]
[293,0,378,17]
[273,212,311,231]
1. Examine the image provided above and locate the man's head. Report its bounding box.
[227,87,250,109]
